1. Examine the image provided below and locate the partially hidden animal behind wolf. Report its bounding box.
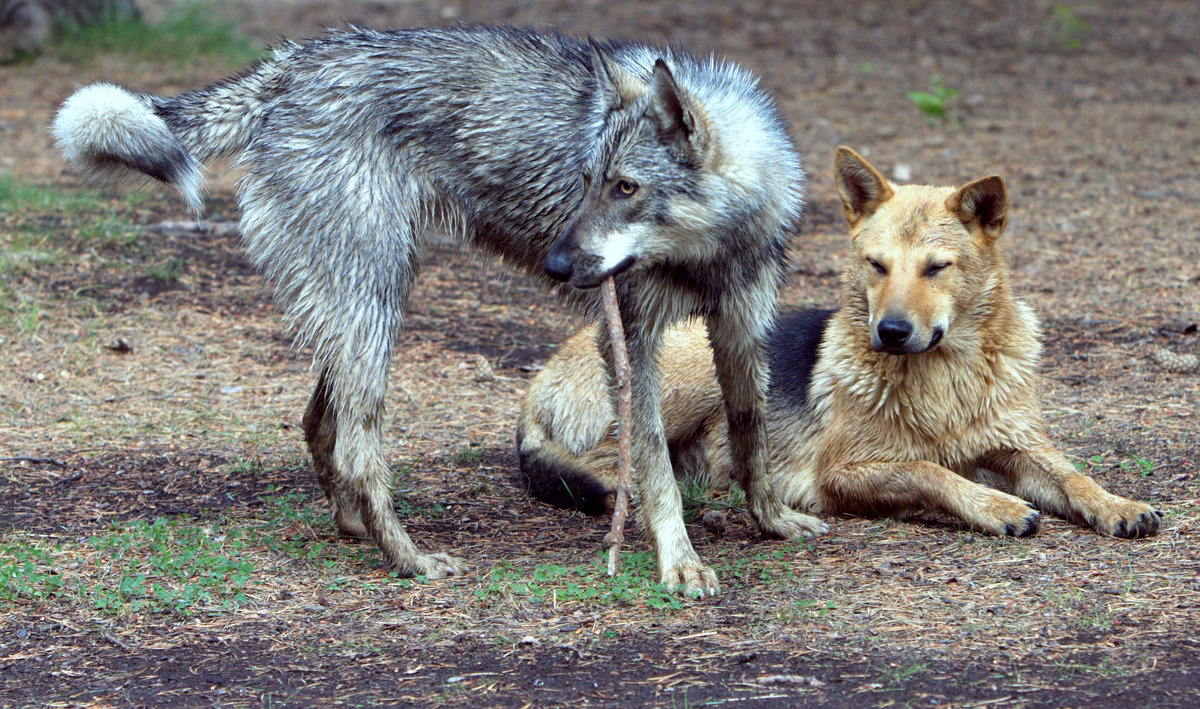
[519,146,1162,539]
[52,24,826,596]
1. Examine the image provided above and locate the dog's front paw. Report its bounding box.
[754,504,829,541]
[1087,497,1162,539]
[973,492,1041,537]
[660,560,720,598]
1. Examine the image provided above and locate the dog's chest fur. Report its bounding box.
[809,303,1044,471]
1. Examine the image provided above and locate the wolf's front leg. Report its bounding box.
[987,447,1162,538]
[706,310,828,541]
[621,323,720,597]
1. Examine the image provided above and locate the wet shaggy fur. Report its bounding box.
[52,24,820,595]
[519,147,1162,540]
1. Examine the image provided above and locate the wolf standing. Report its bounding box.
[53,25,823,595]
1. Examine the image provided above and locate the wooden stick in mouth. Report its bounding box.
[599,276,634,576]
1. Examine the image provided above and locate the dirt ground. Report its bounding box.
[2,0,1199,706]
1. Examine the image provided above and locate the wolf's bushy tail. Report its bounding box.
[52,46,294,213]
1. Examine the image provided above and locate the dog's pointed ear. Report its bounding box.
[834,146,894,227]
[648,59,711,166]
[947,175,1008,243]
[589,38,643,113]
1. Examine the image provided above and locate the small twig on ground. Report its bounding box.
[0,457,68,467]
[599,277,634,576]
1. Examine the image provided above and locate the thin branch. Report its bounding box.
[600,277,635,576]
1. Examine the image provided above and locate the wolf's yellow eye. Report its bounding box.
[867,258,887,275]
[614,179,639,197]
[924,262,950,277]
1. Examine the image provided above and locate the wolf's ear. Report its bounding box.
[834,146,894,227]
[947,175,1008,243]
[648,59,711,166]
[589,39,644,113]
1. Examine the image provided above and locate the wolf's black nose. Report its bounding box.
[544,248,574,281]
[876,318,913,347]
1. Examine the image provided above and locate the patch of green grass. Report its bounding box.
[1119,453,1154,478]
[906,76,960,127]
[875,660,930,688]
[1050,5,1088,50]
[256,487,329,533]
[0,176,145,256]
[1074,452,1155,478]
[1074,453,1105,473]
[453,444,484,465]
[1041,585,1087,614]
[0,541,68,602]
[791,598,837,617]
[11,298,42,336]
[75,215,143,249]
[1053,654,1124,680]
[474,551,686,610]
[0,175,108,213]
[679,474,744,523]
[85,517,253,613]
[714,542,812,591]
[4,518,258,614]
[51,3,263,67]
[227,456,268,476]
[142,257,189,284]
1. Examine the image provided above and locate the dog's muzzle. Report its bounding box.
[873,319,944,354]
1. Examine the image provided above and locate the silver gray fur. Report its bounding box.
[53,24,814,595]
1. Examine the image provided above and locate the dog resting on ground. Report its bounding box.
[519,147,1162,539]
[52,24,824,595]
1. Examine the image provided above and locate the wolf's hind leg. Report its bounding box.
[312,332,468,578]
[303,369,365,537]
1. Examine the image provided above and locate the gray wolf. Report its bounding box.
[519,146,1162,539]
[52,24,824,595]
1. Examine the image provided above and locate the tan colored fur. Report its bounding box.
[519,147,1161,539]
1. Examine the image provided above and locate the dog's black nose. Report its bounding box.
[544,248,574,282]
[876,318,913,348]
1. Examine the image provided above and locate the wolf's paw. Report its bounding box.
[975,493,1041,537]
[755,504,829,541]
[334,518,369,539]
[660,561,721,598]
[330,501,368,538]
[1087,498,1162,539]
[406,552,471,580]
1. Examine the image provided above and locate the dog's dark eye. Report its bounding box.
[614,179,639,198]
[867,258,887,275]
[924,262,950,277]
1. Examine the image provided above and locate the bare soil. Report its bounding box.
[2,1,1198,707]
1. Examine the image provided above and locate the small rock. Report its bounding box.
[701,510,727,535]
[105,338,133,353]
